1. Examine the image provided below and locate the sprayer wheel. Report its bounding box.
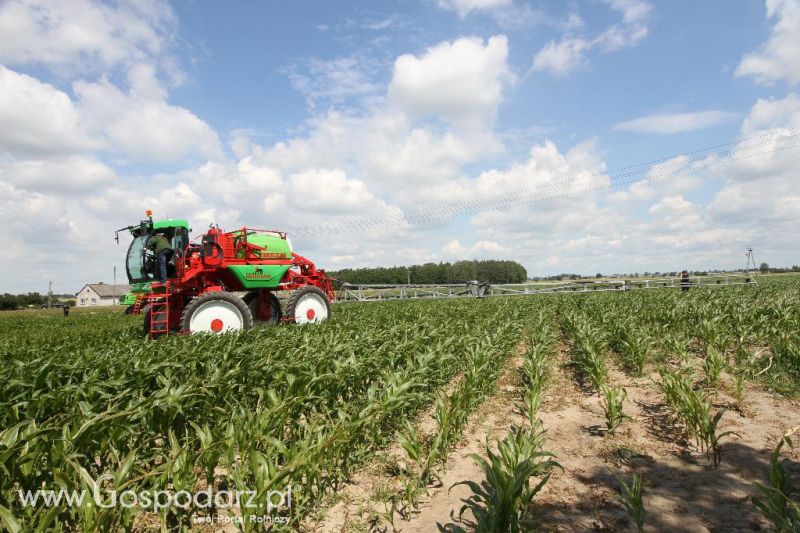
[285,286,331,324]
[180,291,253,334]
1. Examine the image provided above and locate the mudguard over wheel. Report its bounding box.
[285,286,331,324]
[180,291,253,334]
[243,291,282,325]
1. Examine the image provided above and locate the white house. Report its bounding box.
[75,283,130,307]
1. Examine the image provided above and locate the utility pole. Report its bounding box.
[47,281,53,309]
[744,248,756,273]
[406,266,411,286]
[113,266,117,305]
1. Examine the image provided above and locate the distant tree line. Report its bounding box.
[758,263,800,274]
[534,273,585,281]
[329,260,528,285]
[0,292,46,310]
[0,293,75,311]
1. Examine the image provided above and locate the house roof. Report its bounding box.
[78,283,131,297]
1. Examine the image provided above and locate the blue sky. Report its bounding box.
[168,0,769,163]
[0,0,798,293]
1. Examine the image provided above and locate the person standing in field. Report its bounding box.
[680,270,690,292]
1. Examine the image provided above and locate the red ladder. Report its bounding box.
[148,282,171,339]
[132,294,145,314]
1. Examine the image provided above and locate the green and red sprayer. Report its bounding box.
[117,211,334,338]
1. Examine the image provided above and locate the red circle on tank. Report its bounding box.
[210,318,224,332]
[306,308,316,320]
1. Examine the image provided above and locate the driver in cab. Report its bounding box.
[148,232,173,282]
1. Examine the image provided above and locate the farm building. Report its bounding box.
[75,283,130,307]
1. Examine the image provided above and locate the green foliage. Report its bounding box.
[609,318,652,376]
[0,298,539,529]
[731,371,746,408]
[2,276,799,529]
[520,314,555,425]
[0,292,48,310]
[752,432,800,532]
[704,348,727,388]
[658,367,740,467]
[560,278,800,396]
[614,471,646,533]
[451,425,560,533]
[448,312,558,532]
[601,385,631,434]
[562,311,608,390]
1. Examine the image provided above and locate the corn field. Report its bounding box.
[1,277,799,530]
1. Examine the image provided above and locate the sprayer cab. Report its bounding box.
[116,217,190,284]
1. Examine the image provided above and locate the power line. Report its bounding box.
[288,128,799,235]
[286,128,800,236]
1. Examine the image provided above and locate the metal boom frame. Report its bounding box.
[334,273,756,303]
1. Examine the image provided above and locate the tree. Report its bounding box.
[760,262,769,274]
[596,273,603,278]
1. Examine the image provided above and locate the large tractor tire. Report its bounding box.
[285,286,331,324]
[243,291,282,326]
[180,291,253,334]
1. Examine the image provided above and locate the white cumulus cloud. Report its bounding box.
[443,239,507,257]
[0,66,95,156]
[0,0,177,74]
[288,168,387,214]
[0,155,116,194]
[736,0,800,85]
[74,78,222,163]
[389,35,512,124]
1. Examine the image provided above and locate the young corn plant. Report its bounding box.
[451,425,561,533]
[562,313,608,391]
[398,419,426,478]
[658,367,739,467]
[614,471,646,533]
[520,322,553,425]
[731,371,746,411]
[698,407,740,468]
[752,430,800,531]
[610,319,652,376]
[601,385,631,434]
[521,346,549,397]
[522,388,542,427]
[703,348,727,388]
